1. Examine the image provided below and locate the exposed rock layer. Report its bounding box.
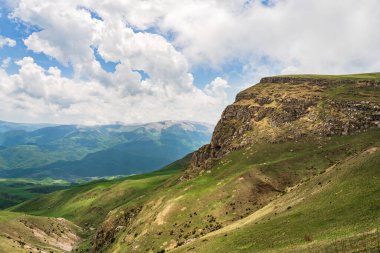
[184,76,380,179]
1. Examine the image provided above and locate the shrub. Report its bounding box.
[304,234,313,242]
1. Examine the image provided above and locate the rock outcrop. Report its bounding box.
[183,76,380,179]
[92,207,142,252]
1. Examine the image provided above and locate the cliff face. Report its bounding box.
[184,76,380,179]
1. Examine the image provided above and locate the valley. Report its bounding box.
[0,121,211,207]
[0,178,71,209]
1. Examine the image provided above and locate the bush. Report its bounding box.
[304,234,313,242]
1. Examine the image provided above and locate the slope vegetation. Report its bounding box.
[173,143,380,252]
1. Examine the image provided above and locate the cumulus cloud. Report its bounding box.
[1,0,380,124]
[1,0,230,124]
[0,36,16,48]
[82,0,380,74]
[157,0,380,74]
[205,77,230,101]
[16,0,380,76]
[0,56,228,124]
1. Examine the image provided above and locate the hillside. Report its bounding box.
[173,142,380,252]
[5,73,380,252]
[0,211,81,252]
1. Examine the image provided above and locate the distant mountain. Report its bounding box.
[0,120,56,133]
[0,120,213,180]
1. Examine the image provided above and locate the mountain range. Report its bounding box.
[0,120,213,180]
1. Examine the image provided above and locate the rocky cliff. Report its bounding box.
[184,76,380,179]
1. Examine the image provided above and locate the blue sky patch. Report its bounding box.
[92,47,119,73]
[132,69,150,81]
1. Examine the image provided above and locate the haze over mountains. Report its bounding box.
[0,120,213,180]
[0,120,56,133]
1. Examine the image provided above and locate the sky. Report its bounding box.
[0,0,379,125]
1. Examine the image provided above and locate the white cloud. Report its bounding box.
[1,57,11,69]
[0,36,16,48]
[205,77,229,101]
[79,0,380,74]
[1,0,230,124]
[0,56,229,124]
[1,0,380,124]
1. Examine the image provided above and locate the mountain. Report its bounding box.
[0,121,213,180]
[0,120,55,133]
[185,73,380,178]
[4,73,380,253]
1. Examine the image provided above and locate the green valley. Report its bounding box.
[0,178,71,209]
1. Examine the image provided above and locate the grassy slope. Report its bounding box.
[0,211,81,253]
[102,129,380,253]
[173,141,380,252]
